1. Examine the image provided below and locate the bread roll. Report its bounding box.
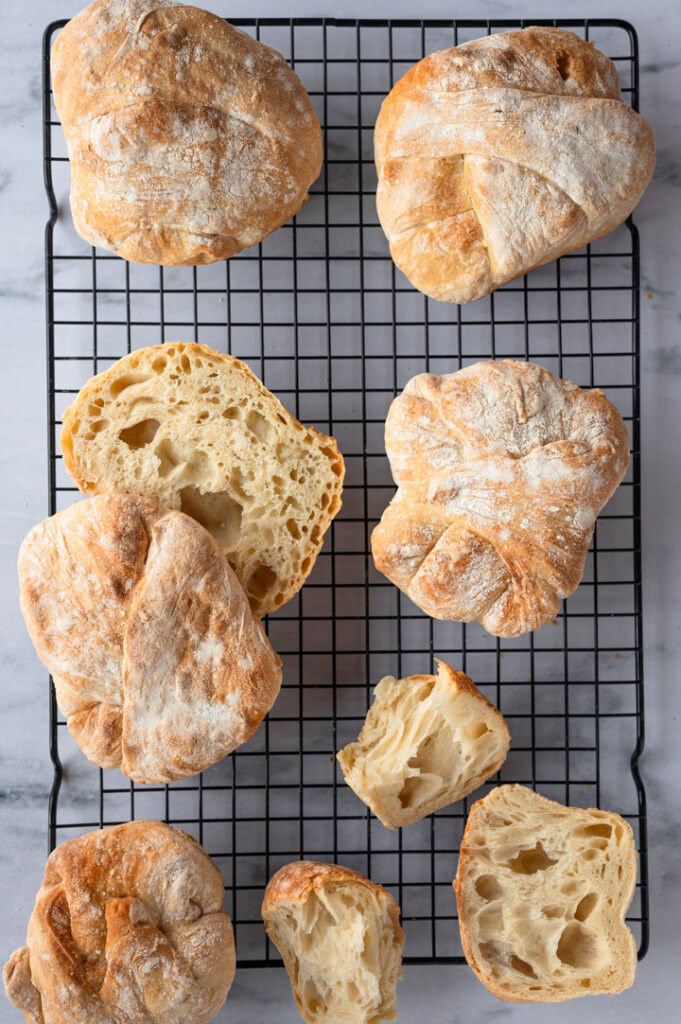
[52,0,322,265]
[375,27,655,302]
[454,785,637,1002]
[18,494,282,783]
[371,360,629,637]
[61,343,344,617]
[262,861,404,1024]
[337,660,510,828]
[3,821,235,1024]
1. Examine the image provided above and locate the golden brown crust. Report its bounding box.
[375,27,655,303]
[371,360,629,637]
[18,493,282,782]
[60,343,345,618]
[52,0,322,265]
[3,822,235,1024]
[262,860,393,913]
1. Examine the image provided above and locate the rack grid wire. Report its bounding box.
[42,16,648,966]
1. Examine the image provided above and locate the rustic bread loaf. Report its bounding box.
[375,27,655,303]
[18,494,282,783]
[454,785,637,1002]
[262,861,404,1024]
[51,0,323,265]
[337,660,510,828]
[60,343,344,617]
[371,360,629,637]
[3,821,235,1024]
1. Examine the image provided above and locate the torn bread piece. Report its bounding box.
[455,784,638,1002]
[337,660,510,828]
[262,861,404,1024]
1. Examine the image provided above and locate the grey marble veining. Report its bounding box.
[1,1,680,1022]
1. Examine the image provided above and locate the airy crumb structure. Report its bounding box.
[455,785,638,1002]
[337,660,510,828]
[60,343,344,617]
[262,861,404,1024]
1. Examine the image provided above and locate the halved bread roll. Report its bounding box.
[455,785,638,1002]
[262,861,404,1024]
[60,343,344,616]
[337,660,510,828]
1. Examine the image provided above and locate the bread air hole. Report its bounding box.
[397,727,450,809]
[465,721,488,741]
[109,373,151,397]
[155,438,183,477]
[179,486,243,550]
[474,875,504,902]
[248,564,278,601]
[574,893,598,922]
[118,418,160,450]
[510,955,537,979]
[246,409,273,443]
[506,842,557,874]
[577,823,612,839]
[556,921,598,969]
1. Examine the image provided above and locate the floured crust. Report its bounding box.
[375,27,655,303]
[3,821,235,1024]
[337,660,510,828]
[18,493,282,782]
[51,0,323,265]
[60,343,344,617]
[263,861,405,1024]
[371,360,629,637]
[454,785,637,1002]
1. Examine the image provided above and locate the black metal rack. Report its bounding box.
[42,17,648,967]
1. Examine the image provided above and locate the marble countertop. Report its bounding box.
[1,1,679,1021]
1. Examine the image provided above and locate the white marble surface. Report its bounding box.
[1,0,680,1021]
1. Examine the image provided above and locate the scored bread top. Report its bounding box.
[3,821,235,1024]
[337,660,510,828]
[51,0,323,265]
[262,861,405,1024]
[18,494,282,783]
[372,360,629,637]
[375,27,654,303]
[60,343,344,617]
[454,785,637,1003]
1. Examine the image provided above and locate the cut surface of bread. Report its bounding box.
[60,343,344,616]
[455,785,637,1002]
[262,861,404,1024]
[337,660,510,828]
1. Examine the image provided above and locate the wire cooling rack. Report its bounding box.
[42,17,648,967]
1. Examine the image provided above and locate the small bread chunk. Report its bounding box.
[262,861,404,1024]
[455,785,637,1002]
[60,343,344,616]
[337,660,510,828]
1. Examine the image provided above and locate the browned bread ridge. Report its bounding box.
[18,494,282,783]
[3,821,235,1024]
[375,27,655,303]
[371,360,629,637]
[337,660,510,828]
[60,343,344,617]
[454,785,637,1002]
[51,0,323,265]
[262,861,405,1024]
